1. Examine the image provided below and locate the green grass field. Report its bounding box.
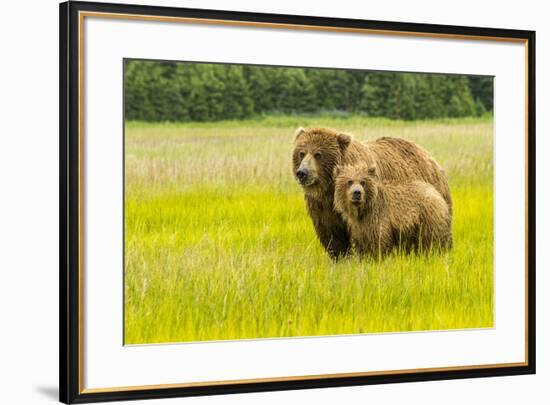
[124,115,494,344]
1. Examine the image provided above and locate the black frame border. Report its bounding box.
[60,1,536,403]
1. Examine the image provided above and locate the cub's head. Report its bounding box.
[333,164,379,216]
[292,127,352,195]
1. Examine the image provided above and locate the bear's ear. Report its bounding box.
[294,127,306,142]
[336,132,352,150]
[368,165,377,177]
[333,165,343,178]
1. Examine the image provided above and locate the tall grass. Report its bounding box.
[124,115,493,344]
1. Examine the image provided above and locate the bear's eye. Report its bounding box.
[314,152,321,159]
[360,180,366,187]
[299,151,305,159]
[347,180,353,187]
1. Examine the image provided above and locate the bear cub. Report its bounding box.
[333,164,452,257]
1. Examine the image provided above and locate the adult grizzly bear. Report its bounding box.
[292,127,452,259]
[333,164,452,257]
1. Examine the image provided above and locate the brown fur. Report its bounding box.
[292,127,452,258]
[334,164,452,257]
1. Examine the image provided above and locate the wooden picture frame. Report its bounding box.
[60,1,535,403]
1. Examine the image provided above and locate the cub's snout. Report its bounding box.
[351,185,363,204]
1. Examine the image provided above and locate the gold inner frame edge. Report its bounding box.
[76,10,531,394]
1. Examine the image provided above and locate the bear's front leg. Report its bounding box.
[306,195,351,259]
[314,220,351,260]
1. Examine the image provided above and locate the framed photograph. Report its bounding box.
[60,1,536,403]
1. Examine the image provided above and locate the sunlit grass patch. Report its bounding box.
[124,116,493,344]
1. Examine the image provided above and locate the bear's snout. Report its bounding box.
[351,186,363,204]
[296,168,309,183]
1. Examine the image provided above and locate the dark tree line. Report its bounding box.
[124,60,493,122]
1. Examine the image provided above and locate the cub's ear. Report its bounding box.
[333,165,343,178]
[294,127,306,142]
[337,132,352,150]
[368,165,377,177]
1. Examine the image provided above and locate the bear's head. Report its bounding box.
[292,127,352,196]
[333,164,379,217]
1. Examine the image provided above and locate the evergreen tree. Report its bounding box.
[123,60,493,122]
[279,68,317,113]
[475,98,487,116]
[124,61,151,120]
[424,75,448,118]
[468,76,494,112]
[307,69,337,110]
[221,66,253,119]
[446,77,476,117]
[413,74,437,119]
[244,66,272,114]
[359,73,393,116]
[386,73,417,120]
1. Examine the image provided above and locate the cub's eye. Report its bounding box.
[314,152,321,159]
[299,151,305,159]
[347,180,353,187]
[360,180,366,187]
